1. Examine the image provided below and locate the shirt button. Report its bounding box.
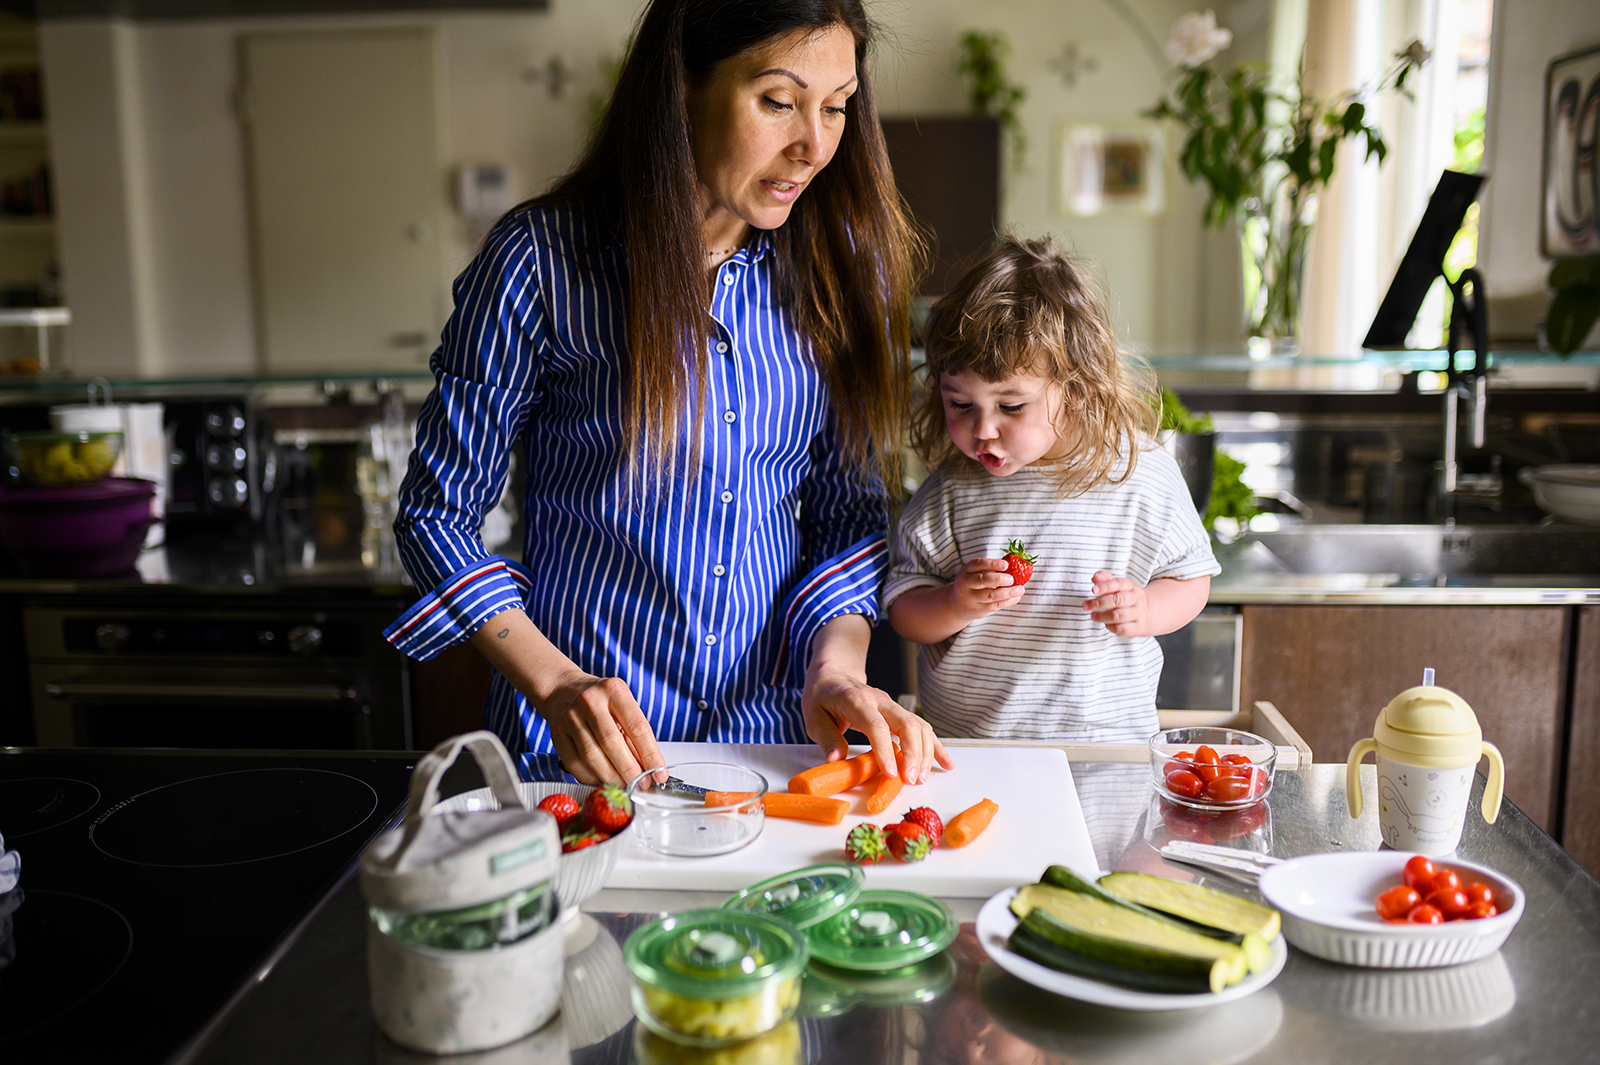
[722,273,735,285]
[713,564,726,576]
[716,341,729,353]
[696,699,709,710]
[705,633,717,646]
[720,490,733,503]
[723,410,736,423]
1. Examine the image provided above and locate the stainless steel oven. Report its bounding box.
[23,599,413,750]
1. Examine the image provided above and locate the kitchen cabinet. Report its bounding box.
[0,22,56,345]
[1562,605,1600,876]
[1238,604,1569,834]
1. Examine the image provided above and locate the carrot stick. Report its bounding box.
[866,772,903,814]
[788,751,881,797]
[703,790,850,824]
[944,798,999,847]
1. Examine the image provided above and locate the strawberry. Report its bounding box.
[560,828,609,854]
[901,806,943,847]
[581,783,633,835]
[537,792,582,834]
[845,823,888,864]
[1002,539,1036,586]
[884,821,932,863]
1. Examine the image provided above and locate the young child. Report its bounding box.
[885,234,1219,743]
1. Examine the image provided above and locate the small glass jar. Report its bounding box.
[804,889,958,972]
[369,878,558,951]
[624,909,808,1047]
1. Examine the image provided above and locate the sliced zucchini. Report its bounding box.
[1009,883,1249,985]
[1008,908,1233,994]
[1097,871,1282,942]
[1041,864,1235,940]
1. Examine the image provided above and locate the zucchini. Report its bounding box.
[1097,871,1281,943]
[1009,883,1249,986]
[1008,908,1232,994]
[1041,864,1235,940]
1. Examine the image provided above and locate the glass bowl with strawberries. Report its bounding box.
[1149,727,1277,812]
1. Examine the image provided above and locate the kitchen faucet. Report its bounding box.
[1438,267,1501,521]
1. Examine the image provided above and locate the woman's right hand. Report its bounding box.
[537,670,667,786]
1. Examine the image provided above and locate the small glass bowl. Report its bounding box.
[1149,727,1276,811]
[7,429,124,487]
[627,762,767,858]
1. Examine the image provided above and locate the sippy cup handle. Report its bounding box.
[1346,738,1378,819]
[1480,741,1505,824]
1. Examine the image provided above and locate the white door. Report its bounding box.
[241,28,440,372]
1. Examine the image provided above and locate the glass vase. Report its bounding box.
[1240,189,1318,356]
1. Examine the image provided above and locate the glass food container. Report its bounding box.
[624,910,808,1047]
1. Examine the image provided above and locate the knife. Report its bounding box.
[652,775,710,800]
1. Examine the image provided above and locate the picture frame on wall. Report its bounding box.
[1541,43,1600,258]
[1056,119,1165,217]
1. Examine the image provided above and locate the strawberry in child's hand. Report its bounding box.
[884,821,932,863]
[901,807,943,847]
[1003,539,1036,586]
[560,828,609,853]
[537,793,581,834]
[581,783,633,834]
[845,823,889,864]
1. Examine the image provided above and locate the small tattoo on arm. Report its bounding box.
[496,628,510,639]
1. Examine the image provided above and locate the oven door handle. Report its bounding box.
[43,681,361,703]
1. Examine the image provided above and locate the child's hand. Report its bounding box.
[949,557,1026,621]
[1083,570,1152,636]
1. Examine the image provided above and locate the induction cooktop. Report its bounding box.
[0,747,416,1065]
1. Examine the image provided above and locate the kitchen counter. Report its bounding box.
[182,760,1600,1065]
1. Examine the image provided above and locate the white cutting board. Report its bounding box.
[606,742,1098,898]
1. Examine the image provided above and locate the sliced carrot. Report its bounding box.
[944,798,999,847]
[865,772,903,814]
[703,790,850,825]
[788,751,881,797]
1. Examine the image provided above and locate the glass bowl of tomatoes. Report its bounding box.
[1148,727,1277,811]
[1258,851,1524,969]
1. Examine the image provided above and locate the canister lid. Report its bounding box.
[806,890,957,971]
[360,807,559,914]
[721,863,864,930]
[625,909,808,1001]
[1373,685,1484,762]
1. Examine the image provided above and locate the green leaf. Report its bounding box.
[1550,255,1600,290]
[1545,284,1600,355]
[1318,138,1338,182]
[1340,101,1366,133]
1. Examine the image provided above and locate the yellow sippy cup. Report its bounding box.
[1346,675,1505,856]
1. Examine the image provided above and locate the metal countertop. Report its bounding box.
[184,762,1600,1065]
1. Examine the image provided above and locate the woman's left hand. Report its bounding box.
[802,615,954,785]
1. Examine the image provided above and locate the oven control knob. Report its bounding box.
[287,625,324,656]
[95,623,130,651]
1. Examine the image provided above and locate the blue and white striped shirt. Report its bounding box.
[385,204,891,778]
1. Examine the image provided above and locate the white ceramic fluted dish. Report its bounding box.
[1256,851,1523,969]
[1518,464,1600,525]
[976,886,1288,1011]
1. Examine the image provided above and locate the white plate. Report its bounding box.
[975,885,1288,1011]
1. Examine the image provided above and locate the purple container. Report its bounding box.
[0,477,159,577]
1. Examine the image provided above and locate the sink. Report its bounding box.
[1243,525,1600,577]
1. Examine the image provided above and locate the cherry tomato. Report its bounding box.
[1193,745,1222,783]
[1221,753,1252,765]
[1376,885,1422,920]
[1426,887,1471,919]
[1426,868,1462,896]
[1403,856,1438,890]
[1164,769,1205,799]
[1461,881,1495,908]
[1174,750,1195,760]
[1203,775,1252,803]
[1466,901,1497,920]
[1240,766,1269,796]
[1407,903,1444,924]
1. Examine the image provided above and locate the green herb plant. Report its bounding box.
[1546,256,1600,356]
[1159,389,1260,534]
[956,30,1027,171]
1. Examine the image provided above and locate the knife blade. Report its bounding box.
[653,775,709,800]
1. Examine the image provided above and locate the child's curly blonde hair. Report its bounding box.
[911,233,1159,496]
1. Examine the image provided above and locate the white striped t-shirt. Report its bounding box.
[884,445,1219,743]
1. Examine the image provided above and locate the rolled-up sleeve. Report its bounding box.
[385,217,546,657]
[766,418,891,687]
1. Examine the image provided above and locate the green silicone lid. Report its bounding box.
[721,863,865,930]
[624,909,808,1001]
[805,889,958,971]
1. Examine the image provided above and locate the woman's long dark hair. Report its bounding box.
[531,0,923,492]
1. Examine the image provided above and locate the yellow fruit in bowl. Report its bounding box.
[9,431,124,486]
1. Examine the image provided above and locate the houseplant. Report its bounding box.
[956,29,1026,171]
[1146,11,1428,352]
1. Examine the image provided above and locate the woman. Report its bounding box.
[385,0,952,787]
